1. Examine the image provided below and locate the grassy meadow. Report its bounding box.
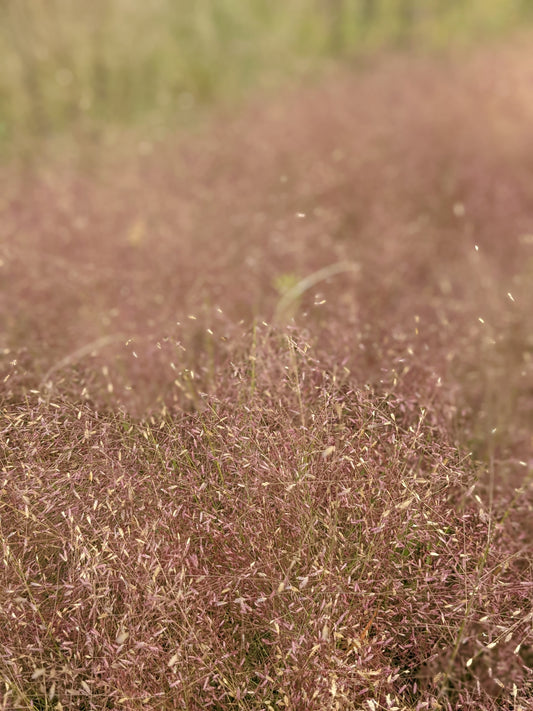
[1,3,533,710]
[0,0,532,157]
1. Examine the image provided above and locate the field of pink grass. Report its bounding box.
[1,38,533,710]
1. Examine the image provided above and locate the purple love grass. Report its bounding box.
[1,41,533,709]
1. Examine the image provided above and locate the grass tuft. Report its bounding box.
[1,331,531,709]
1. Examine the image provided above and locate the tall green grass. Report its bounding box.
[0,0,531,151]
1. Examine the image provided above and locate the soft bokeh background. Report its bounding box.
[1,0,532,158]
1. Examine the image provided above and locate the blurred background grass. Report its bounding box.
[0,0,532,157]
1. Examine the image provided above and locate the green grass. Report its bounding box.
[0,0,532,154]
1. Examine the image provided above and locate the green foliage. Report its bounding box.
[0,0,531,150]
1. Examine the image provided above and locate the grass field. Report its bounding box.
[2,6,533,711]
[1,0,532,157]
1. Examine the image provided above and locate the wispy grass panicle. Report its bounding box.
[1,330,532,708]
